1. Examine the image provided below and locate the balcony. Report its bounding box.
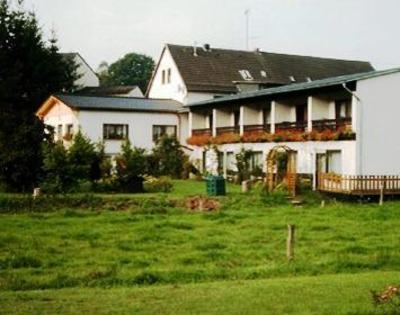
[312,118,351,131]
[192,128,212,136]
[243,124,271,133]
[216,126,240,135]
[275,121,307,132]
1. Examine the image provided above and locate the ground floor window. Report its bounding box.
[326,150,342,173]
[248,151,263,172]
[103,124,129,140]
[226,152,236,171]
[152,125,177,142]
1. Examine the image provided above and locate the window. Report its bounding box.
[335,101,352,119]
[152,125,177,142]
[103,124,129,140]
[66,124,73,135]
[167,68,171,83]
[161,68,171,85]
[226,152,236,171]
[57,124,63,139]
[238,69,254,81]
[161,70,166,84]
[248,151,263,171]
[326,150,342,174]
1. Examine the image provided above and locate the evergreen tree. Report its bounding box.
[0,0,77,191]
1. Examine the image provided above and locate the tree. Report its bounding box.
[0,0,77,191]
[100,53,154,92]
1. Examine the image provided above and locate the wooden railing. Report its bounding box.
[216,126,240,135]
[243,124,271,133]
[275,121,307,132]
[312,118,351,131]
[192,128,212,136]
[317,173,400,195]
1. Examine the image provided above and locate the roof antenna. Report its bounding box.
[193,41,198,57]
[244,9,250,50]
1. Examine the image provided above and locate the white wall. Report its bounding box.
[147,47,188,103]
[216,109,232,127]
[43,100,79,142]
[311,96,331,120]
[77,110,179,155]
[242,105,262,125]
[275,101,295,123]
[74,54,99,88]
[356,72,400,175]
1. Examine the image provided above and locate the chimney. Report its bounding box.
[193,41,198,57]
[203,43,211,52]
[254,48,261,54]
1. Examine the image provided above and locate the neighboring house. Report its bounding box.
[61,53,100,88]
[147,43,374,105]
[36,94,182,155]
[184,67,400,194]
[77,85,144,97]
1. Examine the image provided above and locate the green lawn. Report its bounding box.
[1,271,399,314]
[0,180,399,314]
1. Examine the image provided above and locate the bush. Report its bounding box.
[151,136,187,178]
[115,140,147,192]
[144,176,173,193]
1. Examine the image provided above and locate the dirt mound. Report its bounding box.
[185,196,220,212]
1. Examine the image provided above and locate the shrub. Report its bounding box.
[235,148,252,182]
[115,140,147,193]
[41,142,74,193]
[151,136,187,178]
[144,176,173,193]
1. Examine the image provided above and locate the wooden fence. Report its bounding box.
[317,173,400,195]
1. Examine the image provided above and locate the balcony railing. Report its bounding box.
[192,128,212,136]
[312,118,351,131]
[216,126,240,135]
[275,121,307,132]
[243,124,271,133]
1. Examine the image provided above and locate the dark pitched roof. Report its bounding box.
[54,94,182,113]
[167,44,375,93]
[75,86,142,96]
[187,67,400,108]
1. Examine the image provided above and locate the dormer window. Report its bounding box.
[239,70,254,81]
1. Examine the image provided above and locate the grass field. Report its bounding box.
[1,180,399,314]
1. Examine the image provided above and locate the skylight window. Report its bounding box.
[260,70,267,78]
[306,77,312,82]
[239,70,254,81]
[289,76,296,82]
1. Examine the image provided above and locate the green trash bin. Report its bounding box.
[206,175,226,196]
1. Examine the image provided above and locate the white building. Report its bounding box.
[184,67,400,193]
[36,94,181,155]
[147,43,374,105]
[61,53,100,88]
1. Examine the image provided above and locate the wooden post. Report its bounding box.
[33,187,41,199]
[379,183,384,206]
[287,224,295,261]
[242,180,250,193]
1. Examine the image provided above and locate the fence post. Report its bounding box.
[287,224,295,261]
[379,176,386,206]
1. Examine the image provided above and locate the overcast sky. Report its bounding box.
[23,0,400,71]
